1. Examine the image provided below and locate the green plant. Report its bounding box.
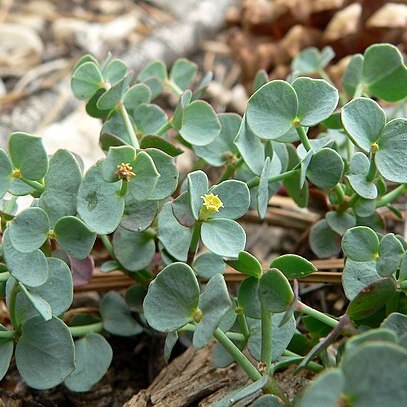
[0,43,407,404]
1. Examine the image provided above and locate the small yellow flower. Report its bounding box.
[202,193,224,212]
[115,162,135,181]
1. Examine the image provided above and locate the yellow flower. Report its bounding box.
[115,162,135,181]
[201,193,224,212]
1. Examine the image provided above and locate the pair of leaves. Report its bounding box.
[186,171,249,258]
[246,77,338,140]
[8,207,95,260]
[342,43,407,102]
[342,97,407,183]
[143,263,231,348]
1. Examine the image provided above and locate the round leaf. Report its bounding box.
[326,211,356,236]
[347,278,397,320]
[342,259,379,300]
[8,207,50,253]
[194,113,240,166]
[8,132,48,180]
[64,333,113,392]
[0,148,12,198]
[309,219,341,259]
[342,226,379,262]
[71,61,103,100]
[246,80,298,139]
[376,233,404,277]
[127,151,160,201]
[179,101,221,146]
[201,218,246,259]
[376,118,407,183]
[15,316,75,389]
[347,152,378,199]
[238,277,261,319]
[270,254,317,279]
[39,149,82,227]
[307,148,344,189]
[113,226,155,272]
[226,251,262,279]
[258,268,294,313]
[193,252,225,279]
[193,274,231,348]
[363,43,407,102]
[209,180,250,220]
[2,229,49,287]
[187,170,209,220]
[54,216,96,260]
[143,262,200,332]
[342,98,385,153]
[100,291,142,336]
[77,163,124,234]
[292,77,338,127]
[158,202,192,262]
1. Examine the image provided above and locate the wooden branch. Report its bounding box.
[74,258,344,293]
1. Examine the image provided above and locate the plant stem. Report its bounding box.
[213,327,262,381]
[346,193,359,209]
[366,156,377,182]
[346,138,354,162]
[296,302,339,328]
[375,184,407,208]
[334,184,345,205]
[69,322,104,337]
[247,169,298,188]
[353,83,364,99]
[237,313,250,339]
[165,79,183,96]
[118,103,139,149]
[119,180,128,196]
[0,329,15,339]
[156,120,173,136]
[0,272,10,282]
[217,158,243,183]
[20,178,44,193]
[179,323,247,342]
[187,222,202,265]
[100,234,115,258]
[9,281,21,331]
[272,350,323,373]
[261,305,272,373]
[296,126,312,152]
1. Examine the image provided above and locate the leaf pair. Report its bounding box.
[246,77,338,140]
[143,262,231,348]
[342,98,407,183]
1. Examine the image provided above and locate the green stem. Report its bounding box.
[69,322,103,337]
[1,195,17,231]
[179,323,246,342]
[213,327,262,381]
[375,184,407,208]
[346,193,359,208]
[296,126,312,152]
[156,120,173,136]
[100,234,115,258]
[353,83,364,99]
[217,158,243,183]
[346,138,354,162]
[366,156,377,182]
[334,184,345,205]
[119,180,128,196]
[237,313,250,339]
[20,178,44,193]
[261,305,272,373]
[272,350,323,373]
[0,329,15,339]
[165,79,183,96]
[9,281,21,331]
[118,103,139,149]
[296,302,339,328]
[247,169,298,188]
[187,222,202,265]
[0,272,10,282]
